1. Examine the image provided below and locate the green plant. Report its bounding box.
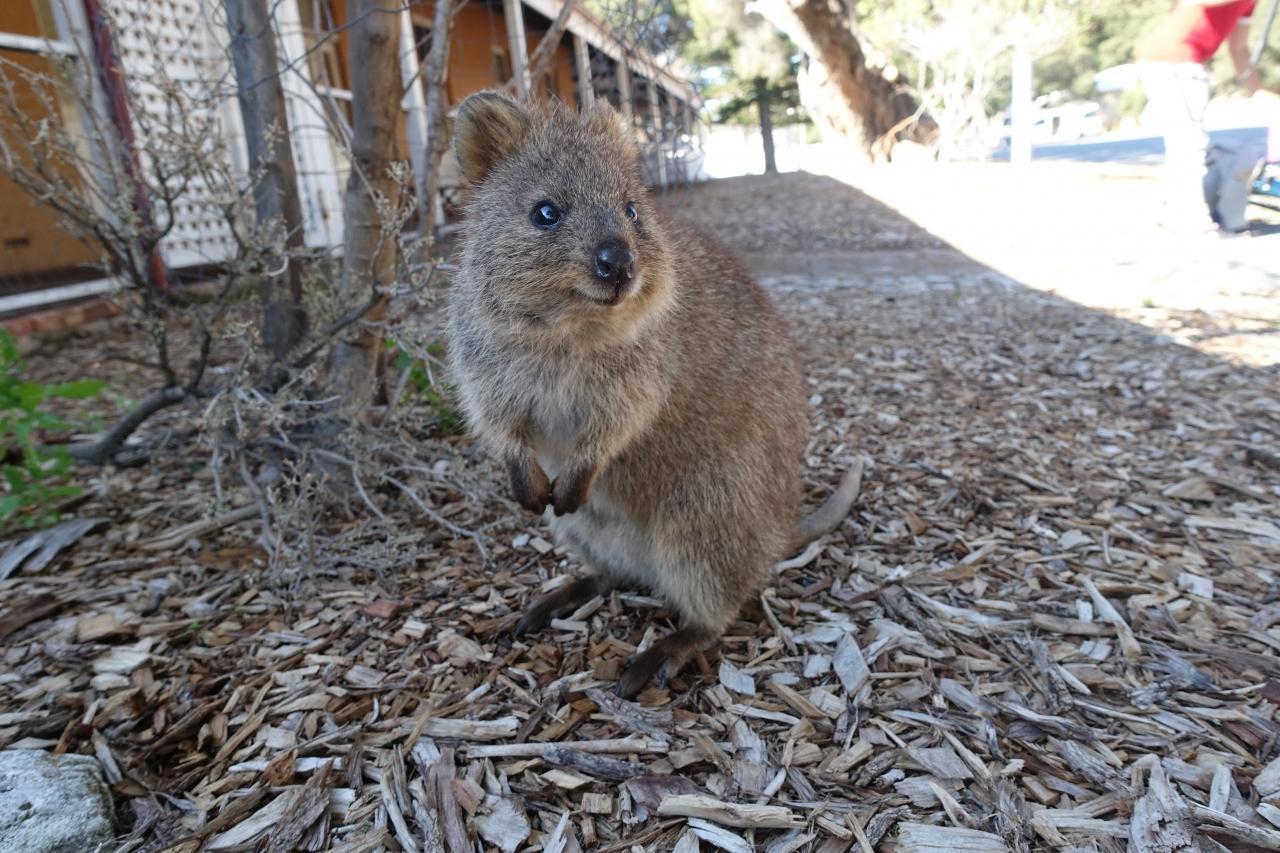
[0,331,104,528]
[387,340,463,435]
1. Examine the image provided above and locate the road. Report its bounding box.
[993,126,1269,164]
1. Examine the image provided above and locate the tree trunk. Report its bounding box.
[327,0,401,411]
[752,0,935,158]
[754,77,777,174]
[223,0,308,365]
[418,0,454,248]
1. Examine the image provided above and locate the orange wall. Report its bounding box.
[408,1,582,107]
[0,3,100,280]
[547,40,577,103]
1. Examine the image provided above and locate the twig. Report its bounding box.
[140,506,260,551]
[381,474,491,563]
[465,738,669,758]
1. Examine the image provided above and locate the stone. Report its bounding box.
[0,750,114,853]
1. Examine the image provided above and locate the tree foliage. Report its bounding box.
[862,0,1278,121]
[686,0,802,126]
[1035,0,1170,100]
[725,0,1279,157]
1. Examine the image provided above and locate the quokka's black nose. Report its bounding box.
[593,239,635,285]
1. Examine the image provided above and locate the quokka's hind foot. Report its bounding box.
[514,575,609,638]
[616,624,717,699]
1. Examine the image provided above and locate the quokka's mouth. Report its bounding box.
[581,278,637,307]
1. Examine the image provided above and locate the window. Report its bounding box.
[296,0,349,94]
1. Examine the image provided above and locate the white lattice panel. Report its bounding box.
[105,0,345,268]
[106,0,241,268]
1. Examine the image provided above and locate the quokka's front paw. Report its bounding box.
[507,453,552,514]
[551,463,596,516]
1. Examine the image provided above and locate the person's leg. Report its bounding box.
[1139,61,1214,232]
[1212,136,1267,233]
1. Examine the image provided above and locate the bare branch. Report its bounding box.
[66,387,188,464]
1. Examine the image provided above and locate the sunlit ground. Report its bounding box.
[699,129,1280,368]
[845,161,1280,369]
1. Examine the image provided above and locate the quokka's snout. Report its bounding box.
[592,237,634,286]
[447,91,858,697]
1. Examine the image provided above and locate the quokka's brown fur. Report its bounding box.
[447,92,858,697]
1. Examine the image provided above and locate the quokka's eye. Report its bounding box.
[531,201,562,230]
[625,203,638,222]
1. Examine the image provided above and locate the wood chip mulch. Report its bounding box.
[2,172,1280,852]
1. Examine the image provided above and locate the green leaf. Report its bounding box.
[47,379,105,399]
[12,382,45,410]
[0,330,100,531]
[0,493,22,521]
[2,465,27,491]
[0,330,23,372]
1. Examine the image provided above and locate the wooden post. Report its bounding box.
[616,55,633,124]
[502,0,530,99]
[417,0,455,247]
[648,77,666,186]
[82,0,169,292]
[328,0,401,408]
[573,33,593,108]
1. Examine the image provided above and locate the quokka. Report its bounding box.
[447,92,858,697]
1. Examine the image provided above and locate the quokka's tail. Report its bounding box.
[791,457,863,552]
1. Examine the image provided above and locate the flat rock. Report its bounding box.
[0,750,114,853]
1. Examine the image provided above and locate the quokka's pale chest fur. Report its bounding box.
[446,92,857,697]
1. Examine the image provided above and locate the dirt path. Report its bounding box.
[2,172,1279,852]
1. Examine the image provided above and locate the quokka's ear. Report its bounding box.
[453,92,528,184]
